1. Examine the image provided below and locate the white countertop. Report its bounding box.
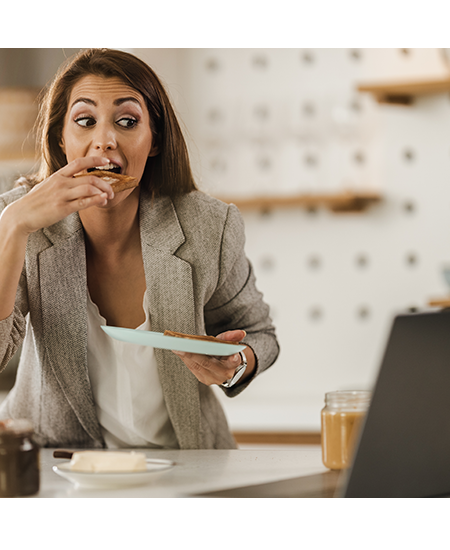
[34,446,327,498]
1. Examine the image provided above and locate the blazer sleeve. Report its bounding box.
[204,203,279,397]
[0,194,29,373]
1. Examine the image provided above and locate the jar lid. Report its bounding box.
[0,419,34,436]
[325,390,371,409]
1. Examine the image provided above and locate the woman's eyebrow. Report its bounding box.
[70,97,96,109]
[113,97,142,107]
[69,97,141,109]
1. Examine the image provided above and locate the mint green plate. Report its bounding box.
[101,326,245,356]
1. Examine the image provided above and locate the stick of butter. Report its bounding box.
[70,451,147,473]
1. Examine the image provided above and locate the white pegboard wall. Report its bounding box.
[180,49,387,198]
[160,48,450,432]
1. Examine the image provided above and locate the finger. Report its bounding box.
[215,329,246,342]
[173,350,241,370]
[59,156,111,178]
[68,175,114,199]
[213,352,242,362]
[172,350,240,386]
[70,192,109,212]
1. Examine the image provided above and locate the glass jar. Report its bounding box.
[0,419,40,497]
[321,390,371,470]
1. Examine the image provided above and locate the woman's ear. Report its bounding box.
[59,136,66,154]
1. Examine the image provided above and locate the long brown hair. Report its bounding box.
[29,48,197,197]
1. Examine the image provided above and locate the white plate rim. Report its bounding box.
[101,326,245,356]
[52,458,175,488]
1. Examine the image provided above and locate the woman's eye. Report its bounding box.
[75,116,96,127]
[117,117,138,128]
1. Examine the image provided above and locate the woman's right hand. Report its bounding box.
[6,156,115,236]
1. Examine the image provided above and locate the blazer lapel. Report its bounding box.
[40,215,102,443]
[140,195,201,449]
[38,197,201,449]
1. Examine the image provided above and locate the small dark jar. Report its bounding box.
[0,419,40,497]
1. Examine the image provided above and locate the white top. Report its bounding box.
[86,290,178,449]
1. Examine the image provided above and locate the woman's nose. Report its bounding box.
[92,124,117,151]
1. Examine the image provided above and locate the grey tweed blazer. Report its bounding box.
[0,186,279,449]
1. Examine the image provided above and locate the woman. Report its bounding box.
[0,49,279,449]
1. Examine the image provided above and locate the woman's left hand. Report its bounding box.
[172,329,255,387]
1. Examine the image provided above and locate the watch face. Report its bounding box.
[232,363,247,385]
[222,353,247,388]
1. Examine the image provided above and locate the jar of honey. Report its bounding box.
[321,390,371,470]
[0,419,40,497]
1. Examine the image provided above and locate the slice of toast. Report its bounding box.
[163,330,242,346]
[75,170,138,192]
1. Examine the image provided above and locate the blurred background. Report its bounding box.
[2,48,450,442]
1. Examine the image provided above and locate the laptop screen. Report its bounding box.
[342,309,450,497]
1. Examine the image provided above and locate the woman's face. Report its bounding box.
[61,75,157,204]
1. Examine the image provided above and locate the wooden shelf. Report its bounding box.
[357,77,450,105]
[428,298,450,308]
[233,431,321,445]
[217,190,382,213]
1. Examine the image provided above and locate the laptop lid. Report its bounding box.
[342,309,450,497]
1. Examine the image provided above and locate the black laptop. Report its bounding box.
[197,309,450,498]
[341,308,450,497]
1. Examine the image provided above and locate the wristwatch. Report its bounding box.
[221,350,248,388]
